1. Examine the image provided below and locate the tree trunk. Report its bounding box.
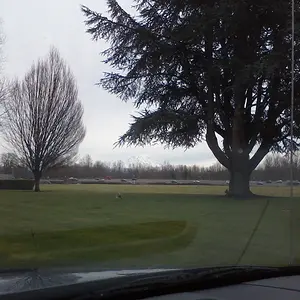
[34,172,41,192]
[228,169,252,197]
[226,151,253,197]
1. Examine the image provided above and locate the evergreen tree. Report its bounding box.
[82,0,300,197]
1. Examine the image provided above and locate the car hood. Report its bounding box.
[0,268,176,295]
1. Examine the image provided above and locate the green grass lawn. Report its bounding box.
[0,184,300,269]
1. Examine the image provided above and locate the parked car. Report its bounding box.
[286,180,300,186]
[66,177,79,184]
[40,179,51,184]
[95,178,105,182]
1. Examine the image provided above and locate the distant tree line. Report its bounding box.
[1,153,299,182]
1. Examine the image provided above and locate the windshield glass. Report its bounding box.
[0,0,298,276]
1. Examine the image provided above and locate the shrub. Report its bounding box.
[0,180,34,190]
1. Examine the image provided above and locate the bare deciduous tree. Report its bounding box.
[0,78,6,114]
[3,48,86,191]
[79,154,93,168]
[0,152,19,175]
[0,23,7,117]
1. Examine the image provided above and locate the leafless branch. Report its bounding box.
[0,23,7,123]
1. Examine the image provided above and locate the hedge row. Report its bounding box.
[0,180,34,190]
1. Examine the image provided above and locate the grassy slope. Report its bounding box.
[0,184,299,268]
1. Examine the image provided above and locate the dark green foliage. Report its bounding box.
[0,180,34,190]
[82,0,300,196]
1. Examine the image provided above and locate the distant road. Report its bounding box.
[43,178,292,187]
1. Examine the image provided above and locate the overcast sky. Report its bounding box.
[0,0,217,167]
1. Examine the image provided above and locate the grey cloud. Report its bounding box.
[0,0,216,167]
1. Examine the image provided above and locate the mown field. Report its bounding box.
[0,184,299,269]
